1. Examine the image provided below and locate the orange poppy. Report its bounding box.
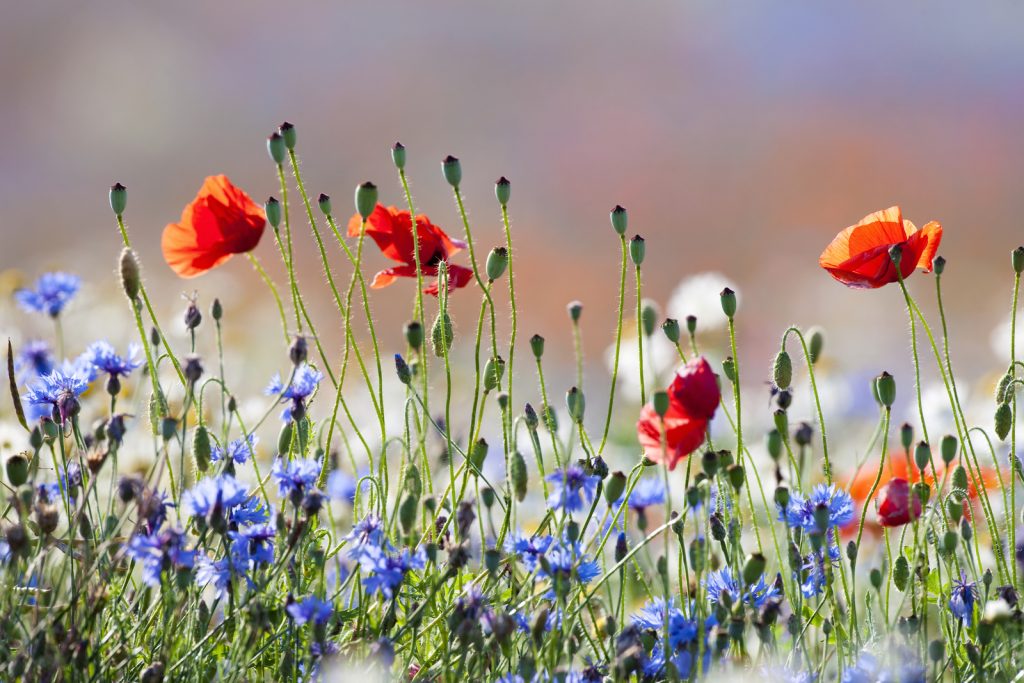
[347,205,473,296]
[819,206,942,289]
[162,175,266,278]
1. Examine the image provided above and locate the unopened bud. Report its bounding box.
[875,372,896,408]
[610,205,628,235]
[391,142,406,169]
[442,155,462,188]
[773,350,792,389]
[629,235,645,266]
[109,182,127,215]
[119,248,141,301]
[661,318,680,343]
[566,387,585,423]
[495,176,511,205]
[530,334,545,359]
[808,327,824,364]
[486,247,508,281]
[265,197,281,228]
[267,132,286,164]
[317,193,332,215]
[720,288,737,319]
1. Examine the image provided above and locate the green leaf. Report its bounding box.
[7,339,28,431]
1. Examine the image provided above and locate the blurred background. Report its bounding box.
[2,1,1024,457]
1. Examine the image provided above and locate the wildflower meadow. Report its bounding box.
[4,123,1024,683]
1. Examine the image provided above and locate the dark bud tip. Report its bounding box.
[267,132,286,165]
[442,155,462,188]
[317,193,332,215]
[495,176,511,205]
[610,205,628,235]
[278,121,296,149]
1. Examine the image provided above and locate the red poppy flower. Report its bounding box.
[162,175,266,278]
[819,206,942,289]
[348,205,473,296]
[875,477,922,527]
[636,357,720,470]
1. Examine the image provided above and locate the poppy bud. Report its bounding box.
[277,121,296,149]
[869,567,883,590]
[629,235,645,266]
[940,435,958,464]
[265,197,281,228]
[997,373,1013,404]
[530,334,545,359]
[773,350,792,389]
[661,318,680,343]
[483,356,505,392]
[496,391,508,411]
[431,312,454,357]
[567,300,583,322]
[995,402,1012,441]
[946,497,963,523]
[652,390,670,418]
[1014,247,1024,275]
[192,424,211,473]
[914,441,931,473]
[267,132,286,164]
[391,142,406,169]
[899,422,914,451]
[892,555,910,591]
[481,486,496,509]
[875,372,896,408]
[605,471,626,504]
[689,538,706,573]
[486,247,508,281]
[846,540,858,564]
[442,155,462,188]
[119,248,141,302]
[686,315,697,335]
[961,518,972,542]
[951,465,968,492]
[541,404,558,432]
[808,327,824,364]
[727,464,745,491]
[524,403,539,430]
[941,530,958,555]
[495,176,511,206]
[641,300,658,337]
[108,181,128,216]
[469,438,488,473]
[566,387,585,423]
[610,205,628,235]
[766,429,782,461]
[317,193,331,215]
[722,357,735,382]
[742,553,766,586]
[354,182,378,220]
[6,453,28,486]
[699,450,718,477]
[510,450,527,501]
[719,288,737,319]
[395,354,412,386]
[773,409,788,436]
[30,426,43,452]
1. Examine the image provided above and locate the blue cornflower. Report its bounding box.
[125,528,196,587]
[271,456,321,501]
[287,596,333,626]
[326,469,357,505]
[503,532,555,572]
[181,474,251,524]
[86,341,142,379]
[798,543,841,598]
[211,434,258,465]
[24,368,89,423]
[624,476,666,513]
[139,488,172,534]
[779,483,854,533]
[513,607,562,633]
[230,523,276,565]
[15,272,81,317]
[949,572,977,624]
[631,597,678,631]
[15,340,54,379]
[265,363,323,421]
[703,567,780,609]
[358,545,426,599]
[494,676,525,683]
[231,496,271,526]
[546,464,600,513]
[344,514,388,554]
[535,537,601,597]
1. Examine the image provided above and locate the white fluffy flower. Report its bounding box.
[666,272,737,333]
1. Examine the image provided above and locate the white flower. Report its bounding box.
[666,272,737,333]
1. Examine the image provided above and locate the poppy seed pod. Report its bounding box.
[661,318,680,344]
[721,357,735,382]
[267,132,286,165]
[442,155,462,188]
[727,464,745,491]
[495,176,511,205]
[940,434,958,464]
[641,300,658,337]
[529,334,545,359]
[317,193,331,215]
[510,450,527,501]
[391,142,406,169]
[1014,247,1024,274]
[808,327,825,364]
[394,354,412,386]
[952,465,969,492]
[277,121,296,149]
[629,235,645,266]
[702,450,718,477]
[486,247,508,281]
[720,288,737,319]
[875,372,896,408]
[611,205,628,235]
[652,390,670,418]
[119,247,141,302]
[604,471,627,504]
[483,356,505,392]
[469,439,488,473]
[399,493,418,535]
[773,350,792,389]
[355,182,378,220]
[5,453,29,486]
[265,197,281,228]
[431,312,454,357]
[900,423,914,451]
[566,387,585,423]
[995,402,1012,441]
[773,409,788,436]
[914,441,931,472]
[109,182,127,216]
[567,300,583,322]
[893,555,910,592]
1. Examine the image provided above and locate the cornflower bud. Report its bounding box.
[395,355,412,386]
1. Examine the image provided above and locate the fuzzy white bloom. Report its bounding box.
[666,271,738,333]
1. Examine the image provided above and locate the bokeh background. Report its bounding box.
[3,1,1024,444]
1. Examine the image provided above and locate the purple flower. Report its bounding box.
[359,545,426,599]
[15,340,54,379]
[703,567,780,609]
[287,596,332,626]
[212,434,258,465]
[24,368,89,424]
[326,469,357,505]
[949,572,977,624]
[504,532,555,572]
[15,272,80,317]
[86,341,142,378]
[779,483,854,533]
[271,457,321,501]
[546,464,600,513]
[624,476,666,513]
[126,528,196,586]
[265,363,323,421]
[344,514,388,554]
[181,475,251,525]
[230,524,276,565]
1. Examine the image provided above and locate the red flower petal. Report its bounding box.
[876,477,922,527]
[669,357,720,421]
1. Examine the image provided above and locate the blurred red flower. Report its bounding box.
[875,477,921,527]
[162,175,265,278]
[637,357,720,470]
[819,206,942,289]
[348,204,473,295]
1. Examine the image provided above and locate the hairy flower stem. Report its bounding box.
[599,235,628,455]
[635,264,646,405]
[1012,269,1021,589]
[244,253,290,345]
[396,167,430,446]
